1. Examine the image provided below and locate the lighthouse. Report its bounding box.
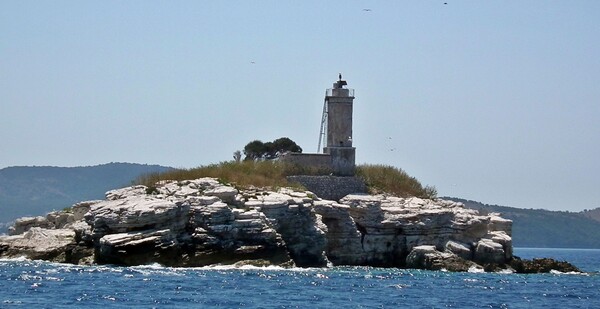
[283,74,365,198]
[322,75,356,176]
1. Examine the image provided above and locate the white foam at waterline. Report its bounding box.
[122,263,327,276]
[0,256,30,262]
[127,264,186,276]
[496,268,515,274]
[130,263,166,270]
[549,269,588,276]
[193,264,314,272]
[468,266,485,273]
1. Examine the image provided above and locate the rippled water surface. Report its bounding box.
[1,248,599,308]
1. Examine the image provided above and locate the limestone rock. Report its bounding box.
[204,185,238,204]
[46,211,76,229]
[9,216,52,235]
[106,185,148,200]
[71,200,100,220]
[257,191,328,267]
[445,240,472,260]
[0,177,520,271]
[317,194,513,267]
[0,227,91,263]
[406,245,477,271]
[96,229,179,265]
[85,196,190,239]
[313,200,366,265]
[8,200,98,236]
[474,239,506,264]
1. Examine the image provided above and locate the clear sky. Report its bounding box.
[1,1,599,212]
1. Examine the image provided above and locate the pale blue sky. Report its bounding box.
[1,1,599,211]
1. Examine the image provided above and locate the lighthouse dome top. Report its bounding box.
[327,81,354,98]
[326,73,355,97]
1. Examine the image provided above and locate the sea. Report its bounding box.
[1,248,598,308]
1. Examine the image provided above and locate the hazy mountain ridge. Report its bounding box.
[444,197,600,249]
[581,207,600,223]
[0,163,173,225]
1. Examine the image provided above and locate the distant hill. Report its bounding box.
[444,197,600,249]
[581,207,600,223]
[0,163,173,225]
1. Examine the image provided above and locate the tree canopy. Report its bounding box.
[243,137,302,160]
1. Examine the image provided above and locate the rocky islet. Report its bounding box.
[0,178,579,273]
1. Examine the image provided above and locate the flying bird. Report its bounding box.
[362,8,372,12]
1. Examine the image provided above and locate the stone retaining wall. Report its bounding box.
[286,175,367,201]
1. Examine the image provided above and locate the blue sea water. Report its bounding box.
[1,248,598,308]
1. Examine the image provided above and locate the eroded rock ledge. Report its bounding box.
[0,178,579,273]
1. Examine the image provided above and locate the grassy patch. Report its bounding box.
[355,164,437,199]
[135,161,301,189]
[135,161,436,199]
